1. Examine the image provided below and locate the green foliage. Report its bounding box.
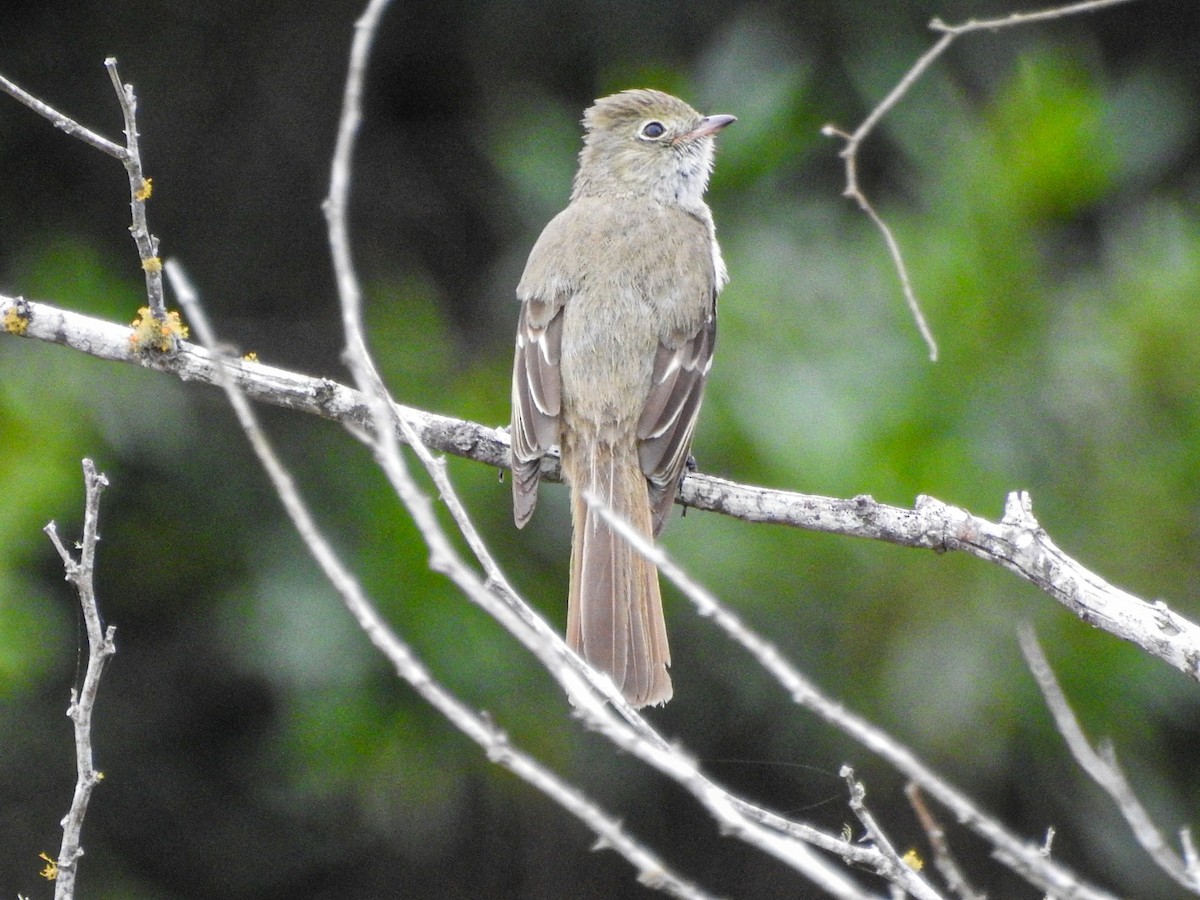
[989,52,1119,220]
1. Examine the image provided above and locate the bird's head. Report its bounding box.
[572,89,735,207]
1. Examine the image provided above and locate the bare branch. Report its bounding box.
[43,459,116,900]
[5,293,1198,691]
[0,293,512,465]
[0,71,126,160]
[681,481,1200,686]
[584,489,1119,900]
[1018,625,1200,894]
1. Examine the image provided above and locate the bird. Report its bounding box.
[510,88,734,707]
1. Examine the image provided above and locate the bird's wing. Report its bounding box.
[637,295,717,537]
[510,220,570,528]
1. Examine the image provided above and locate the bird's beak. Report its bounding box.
[678,114,736,143]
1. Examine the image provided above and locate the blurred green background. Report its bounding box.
[3,1,1199,897]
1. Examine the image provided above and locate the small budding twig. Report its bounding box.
[43,459,117,900]
[104,58,167,323]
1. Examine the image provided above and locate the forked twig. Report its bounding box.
[822,0,1140,361]
[841,767,942,899]
[43,459,116,900]
[1,60,167,321]
[1019,624,1200,894]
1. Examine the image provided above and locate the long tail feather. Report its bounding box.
[566,441,672,707]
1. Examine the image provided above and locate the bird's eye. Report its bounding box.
[640,121,665,139]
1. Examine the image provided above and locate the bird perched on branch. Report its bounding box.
[511,89,734,707]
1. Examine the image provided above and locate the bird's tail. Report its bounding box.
[566,440,672,707]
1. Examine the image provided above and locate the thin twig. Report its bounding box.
[842,767,943,900]
[906,784,987,900]
[821,30,953,362]
[43,459,116,900]
[0,71,126,159]
[822,0,1141,361]
[1018,624,1200,894]
[104,59,167,321]
[930,0,1138,35]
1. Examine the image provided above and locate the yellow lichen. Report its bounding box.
[135,177,153,201]
[38,852,58,881]
[129,307,189,353]
[3,300,31,335]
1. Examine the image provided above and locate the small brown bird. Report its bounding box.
[510,89,734,707]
